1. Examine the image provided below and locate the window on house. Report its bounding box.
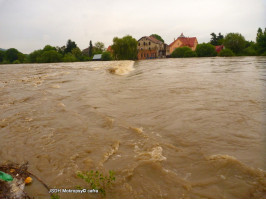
[144,42,146,46]
[149,42,151,45]
[138,43,140,46]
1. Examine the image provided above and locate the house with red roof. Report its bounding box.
[137,35,166,60]
[215,45,224,53]
[168,33,198,55]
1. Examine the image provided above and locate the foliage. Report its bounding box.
[89,40,93,57]
[102,51,112,61]
[37,50,62,63]
[5,48,20,62]
[28,49,43,63]
[112,35,138,60]
[13,60,21,64]
[71,47,82,60]
[196,43,217,57]
[51,193,60,199]
[65,39,77,54]
[56,46,66,55]
[150,34,164,43]
[0,51,5,63]
[43,45,56,52]
[93,42,105,54]
[210,32,224,46]
[218,48,235,57]
[256,27,266,55]
[77,170,115,196]
[184,50,197,57]
[171,46,194,58]
[224,33,246,54]
[63,53,77,62]
[241,47,257,56]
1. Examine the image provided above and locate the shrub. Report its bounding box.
[63,53,77,62]
[37,50,62,63]
[77,170,115,196]
[13,60,21,64]
[102,51,112,61]
[218,49,235,57]
[171,46,193,58]
[184,50,197,57]
[196,43,217,57]
[241,47,257,56]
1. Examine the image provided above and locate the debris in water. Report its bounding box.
[0,162,50,199]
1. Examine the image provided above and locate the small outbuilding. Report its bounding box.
[93,54,102,61]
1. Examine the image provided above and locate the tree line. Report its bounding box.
[0,27,265,64]
[171,28,266,58]
[0,39,112,64]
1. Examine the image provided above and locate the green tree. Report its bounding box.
[43,45,56,52]
[224,33,245,54]
[5,48,20,62]
[71,47,82,60]
[150,34,164,43]
[256,27,266,55]
[196,43,217,57]
[102,51,112,61]
[28,49,43,63]
[0,51,5,63]
[38,50,62,63]
[56,46,66,55]
[111,35,138,60]
[93,42,105,54]
[171,46,194,58]
[218,49,235,57]
[65,39,77,54]
[241,47,257,56]
[63,53,77,62]
[89,40,93,57]
[184,50,197,57]
[210,32,224,46]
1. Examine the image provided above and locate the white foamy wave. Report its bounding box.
[107,61,135,75]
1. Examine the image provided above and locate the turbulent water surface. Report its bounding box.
[0,57,265,198]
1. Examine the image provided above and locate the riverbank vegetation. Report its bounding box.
[0,27,265,64]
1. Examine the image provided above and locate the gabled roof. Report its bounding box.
[138,36,163,44]
[169,36,197,48]
[215,45,224,53]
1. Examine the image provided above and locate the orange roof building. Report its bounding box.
[168,33,198,55]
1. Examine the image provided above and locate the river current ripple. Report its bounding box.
[0,57,265,198]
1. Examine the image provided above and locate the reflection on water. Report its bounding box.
[0,57,265,198]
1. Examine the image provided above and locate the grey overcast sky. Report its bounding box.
[0,0,265,54]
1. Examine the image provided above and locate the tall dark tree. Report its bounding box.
[65,39,77,54]
[210,32,224,45]
[89,40,93,57]
[0,51,5,63]
[256,27,266,54]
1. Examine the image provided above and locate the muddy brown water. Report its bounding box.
[0,57,265,198]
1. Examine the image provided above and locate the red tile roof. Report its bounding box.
[169,37,197,48]
[107,45,112,52]
[215,45,224,53]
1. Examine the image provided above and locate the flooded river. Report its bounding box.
[0,57,265,198]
